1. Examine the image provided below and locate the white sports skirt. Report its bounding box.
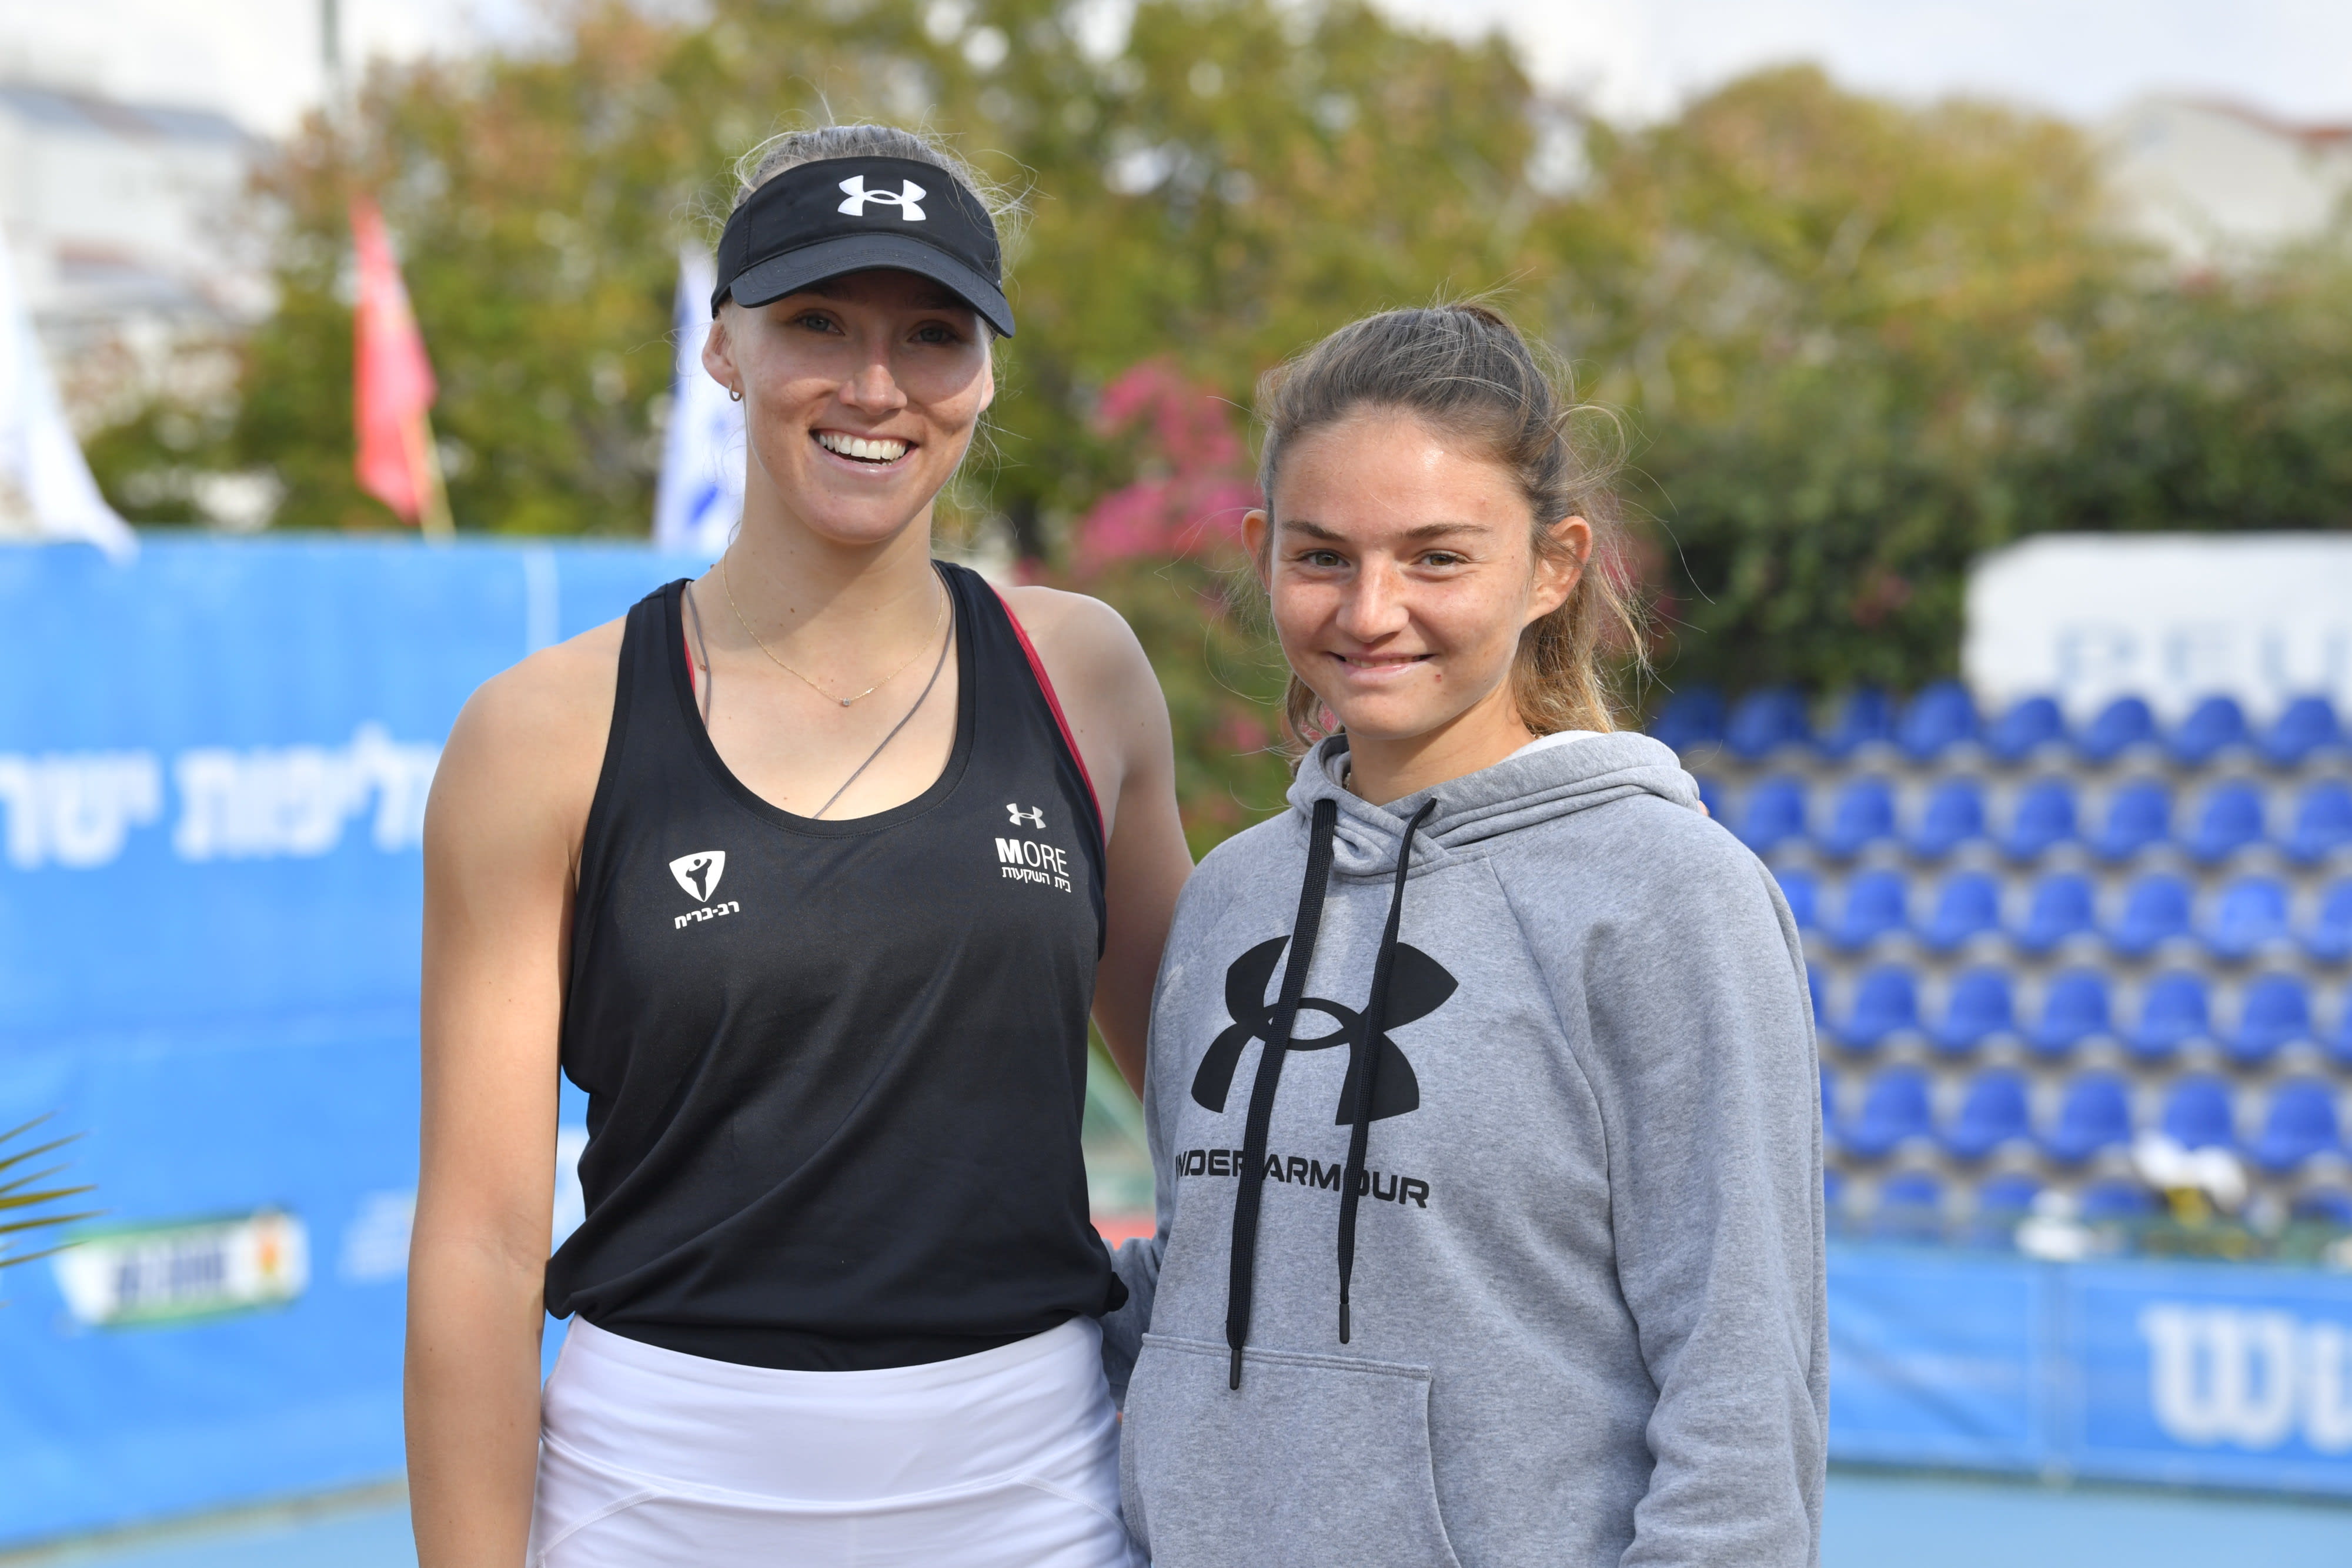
[530,1316,1143,1567]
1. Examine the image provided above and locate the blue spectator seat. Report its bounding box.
[1818,688,1896,758]
[2261,696,2343,768]
[2183,781,2267,864]
[2160,1075,2236,1151]
[1823,1166,1847,1216]
[1830,869,1911,950]
[1836,964,1922,1050]
[2169,695,2251,767]
[2029,968,2113,1057]
[1840,1066,1935,1159]
[1694,775,1726,824]
[2091,780,2172,861]
[2286,781,2352,864]
[2326,994,2352,1072]
[1967,1173,2044,1248]
[2110,874,2195,957]
[2079,1179,2157,1223]
[2000,778,2079,861]
[1726,687,1813,760]
[1808,967,1827,1029]
[1899,681,1978,761]
[1943,1068,2033,1159]
[2225,973,2314,1066]
[1909,777,1989,859]
[2249,1079,2342,1174]
[1649,687,1726,754]
[2015,872,2098,953]
[2044,1072,2134,1164]
[1872,1171,1946,1242]
[2126,971,2212,1062]
[1736,776,1809,854]
[1820,1064,1836,1125]
[2205,875,2293,961]
[2306,881,2352,964]
[1820,775,1900,860]
[1920,871,2003,951]
[1984,696,2067,764]
[1774,867,1819,931]
[1933,967,2016,1054]
[2080,696,2157,764]
[2293,1189,2352,1228]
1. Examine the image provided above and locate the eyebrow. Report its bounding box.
[1280,519,1491,542]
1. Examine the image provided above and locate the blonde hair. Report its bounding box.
[1254,303,1646,751]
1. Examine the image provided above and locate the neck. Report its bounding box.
[1342,686,1535,807]
[714,488,941,651]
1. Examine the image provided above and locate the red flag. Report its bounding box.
[350,196,450,534]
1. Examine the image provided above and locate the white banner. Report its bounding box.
[650,247,744,557]
[0,240,135,557]
[1965,534,2352,721]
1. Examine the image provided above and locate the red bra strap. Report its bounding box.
[992,587,1107,851]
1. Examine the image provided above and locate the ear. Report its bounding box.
[1526,515,1591,625]
[1242,509,1272,585]
[973,335,997,416]
[700,311,739,396]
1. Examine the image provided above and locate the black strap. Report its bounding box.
[1337,798,1438,1343]
[1224,797,1340,1389]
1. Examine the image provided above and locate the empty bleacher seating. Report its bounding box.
[1943,1069,2033,1160]
[2092,780,2171,861]
[2225,973,2314,1066]
[1933,968,2016,1054]
[2248,1079,2341,1174]
[1840,1065,1935,1158]
[2000,778,2079,861]
[1653,682,2352,1240]
[1984,697,2067,763]
[2029,968,2112,1057]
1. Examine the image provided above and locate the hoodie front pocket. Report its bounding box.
[1121,1333,1462,1568]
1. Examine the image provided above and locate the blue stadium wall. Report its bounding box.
[3,540,2351,1544]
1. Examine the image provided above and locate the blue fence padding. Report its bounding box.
[0,537,697,1546]
[1828,1248,2352,1493]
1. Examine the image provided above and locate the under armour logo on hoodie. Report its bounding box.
[1192,935,1457,1123]
[837,175,927,220]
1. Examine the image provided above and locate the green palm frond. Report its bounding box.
[0,1115,96,1274]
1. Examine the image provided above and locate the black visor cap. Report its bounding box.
[712,155,1013,338]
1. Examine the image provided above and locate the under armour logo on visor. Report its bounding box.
[837,176,927,220]
[1007,803,1045,829]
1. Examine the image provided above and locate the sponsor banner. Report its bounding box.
[0,538,683,1545]
[1828,1248,2352,1494]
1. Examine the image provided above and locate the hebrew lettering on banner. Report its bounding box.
[0,751,162,869]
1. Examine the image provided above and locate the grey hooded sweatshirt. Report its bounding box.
[1103,731,1826,1568]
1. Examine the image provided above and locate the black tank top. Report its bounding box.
[544,563,1121,1370]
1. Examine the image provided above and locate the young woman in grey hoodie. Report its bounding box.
[1104,304,1826,1567]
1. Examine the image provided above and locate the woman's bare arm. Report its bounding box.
[1004,587,1192,1092]
[407,628,615,1568]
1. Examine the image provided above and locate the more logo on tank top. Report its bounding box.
[669,849,741,929]
[995,804,1072,893]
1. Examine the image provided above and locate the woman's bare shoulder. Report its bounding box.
[430,616,628,853]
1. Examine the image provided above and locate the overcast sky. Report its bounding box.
[1,0,2347,135]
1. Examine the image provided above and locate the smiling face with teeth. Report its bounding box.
[703,268,994,553]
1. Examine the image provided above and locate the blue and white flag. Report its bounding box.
[651,247,743,556]
[0,238,134,558]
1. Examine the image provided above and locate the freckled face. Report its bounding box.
[1247,410,1578,745]
[703,267,993,547]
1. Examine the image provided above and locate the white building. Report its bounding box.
[2103,97,2352,265]
[0,80,269,423]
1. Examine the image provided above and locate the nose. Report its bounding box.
[1334,557,1410,644]
[838,347,908,413]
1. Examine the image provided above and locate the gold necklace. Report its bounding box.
[719,554,947,707]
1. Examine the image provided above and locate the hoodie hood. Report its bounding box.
[1289,730,1703,879]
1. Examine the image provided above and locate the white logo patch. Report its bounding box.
[837,176,927,220]
[670,850,726,902]
[1007,803,1044,829]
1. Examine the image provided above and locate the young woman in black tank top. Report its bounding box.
[406,126,1191,1568]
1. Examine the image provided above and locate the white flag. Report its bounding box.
[0,240,135,559]
[652,248,744,556]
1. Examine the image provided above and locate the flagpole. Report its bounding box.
[402,410,455,541]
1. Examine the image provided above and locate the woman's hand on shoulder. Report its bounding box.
[998,585,1192,1092]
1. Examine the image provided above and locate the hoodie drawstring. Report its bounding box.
[1338,797,1437,1343]
[1225,797,1339,1389]
[1225,793,1436,1388]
